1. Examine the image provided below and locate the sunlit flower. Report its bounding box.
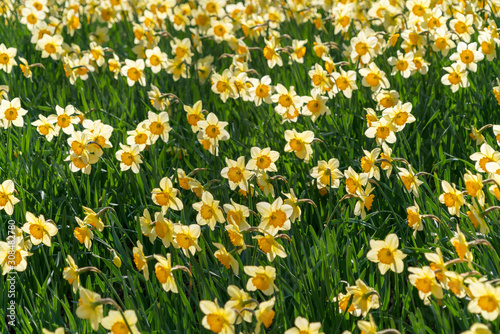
[284,129,314,163]
[63,255,80,293]
[0,43,17,73]
[21,212,58,247]
[360,147,381,180]
[257,197,293,233]
[213,242,239,275]
[408,266,443,305]
[388,51,416,78]
[438,181,465,216]
[102,310,140,334]
[200,299,236,334]
[116,143,142,173]
[450,42,484,73]
[310,158,343,189]
[76,288,103,331]
[152,176,183,213]
[121,59,146,86]
[173,224,201,257]
[285,316,324,334]
[225,285,257,324]
[346,279,380,317]
[468,282,500,321]
[367,233,406,274]
[461,323,492,334]
[154,253,177,293]
[0,179,19,215]
[0,98,28,129]
[244,265,278,296]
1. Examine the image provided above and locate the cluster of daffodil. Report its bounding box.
[2,0,500,333]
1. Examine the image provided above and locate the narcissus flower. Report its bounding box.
[360,147,381,180]
[173,224,201,257]
[461,323,492,334]
[284,129,314,163]
[244,265,278,295]
[213,242,239,274]
[102,310,140,334]
[408,266,443,305]
[152,176,183,213]
[22,212,58,247]
[310,158,343,189]
[76,288,103,331]
[200,300,237,334]
[346,279,380,317]
[365,116,396,146]
[0,241,30,275]
[146,111,171,144]
[357,314,378,334]
[32,114,57,141]
[192,191,225,230]
[246,147,279,172]
[211,69,237,102]
[221,156,254,191]
[0,98,28,129]
[0,43,17,73]
[439,181,465,216]
[284,316,324,334]
[197,113,230,156]
[441,63,469,92]
[388,51,416,78]
[450,225,473,266]
[331,68,357,98]
[223,199,250,230]
[467,282,500,321]
[154,253,177,293]
[225,285,257,324]
[63,255,80,293]
[257,197,293,233]
[367,233,407,274]
[74,217,93,250]
[121,59,146,86]
[302,91,330,122]
[407,202,423,236]
[133,240,149,280]
[248,76,273,106]
[116,144,142,173]
[398,165,423,197]
[444,271,467,298]
[184,100,205,133]
[383,101,415,131]
[0,179,19,215]
[255,297,276,333]
[450,42,484,72]
[145,46,167,73]
[344,167,368,195]
[254,229,287,262]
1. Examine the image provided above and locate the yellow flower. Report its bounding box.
[254,297,276,333]
[360,148,381,180]
[366,233,407,274]
[461,323,493,334]
[213,242,239,275]
[221,156,254,191]
[42,328,65,334]
[152,176,184,213]
[0,43,17,73]
[0,97,28,129]
[438,181,465,216]
[346,279,380,317]
[284,129,315,163]
[102,310,140,334]
[424,248,447,283]
[152,211,175,247]
[397,165,423,197]
[344,167,368,195]
[357,314,377,334]
[248,76,274,106]
[63,255,80,293]
[333,291,361,316]
[467,282,500,321]
[116,144,142,173]
[257,197,293,233]
[283,189,301,223]
[173,224,201,257]
[121,59,146,86]
[254,229,287,262]
[0,179,20,215]
[466,201,490,234]
[211,69,237,102]
[331,68,358,98]
[450,42,484,73]
[146,111,171,144]
[0,240,30,275]
[310,158,343,189]
[364,116,397,146]
[184,100,205,133]
[21,212,58,247]
[133,240,149,281]
[225,285,257,324]
[244,265,278,296]
[408,266,443,305]
[82,206,105,232]
[154,253,177,293]
[225,224,246,254]
[354,183,375,220]
[74,217,93,250]
[192,191,225,230]
[464,170,484,206]
[197,113,230,156]
[444,271,467,298]
[285,316,324,334]
[246,147,279,172]
[32,114,57,141]
[470,143,500,173]
[200,300,236,334]
[76,287,103,331]
[223,199,250,230]
[450,224,473,266]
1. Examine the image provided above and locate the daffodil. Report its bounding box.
[254,297,276,333]
[173,224,201,257]
[310,158,343,189]
[0,98,28,129]
[213,242,239,275]
[284,129,315,163]
[285,316,324,334]
[225,285,257,324]
[408,266,443,305]
[468,282,500,321]
[366,233,407,274]
[154,253,177,293]
[244,265,278,296]
[438,181,465,216]
[346,279,380,317]
[152,176,183,213]
[200,300,237,334]
[0,179,19,215]
[0,240,30,275]
[102,310,141,333]
[133,240,149,280]
[74,217,93,250]
[257,197,293,233]
[63,255,80,293]
[76,288,103,331]
[22,212,58,247]
[221,156,254,191]
[192,191,225,230]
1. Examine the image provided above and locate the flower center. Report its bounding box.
[460,50,474,64]
[133,253,145,271]
[215,253,231,269]
[478,295,498,312]
[415,277,432,293]
[0,53,9,64]
[74,227,86,244]
[278,94,293,107]
[150,54,161,66]
[176,233,193,249]
[454,21,467,34]
[376,126,390,139]
[252,274,270,290]
[269,210,287,228]
[111,321,129,334]
[4,107,18,121]
[258,236,274,253]
[336,76,349,90]
[30,224,44,240]
[289,138,304,152]
[435,37,447,50]
[206,314,225,333]
[205,125,220,138]
[360,157,372,173]
[120,152,135,166]
[214,25,226,37]
[396,60,408,71]
[443,193,457,207]
[127,67,141,81]
[355,42,368,56]
[45,43,56,54]
[346,178,358,194]
[256,84,269,98]
[154,192,171,206]
[155,265,170,284]
[149,121,164,135]
[377,247,394,264]
[465,181,481,197]
[200,204,214,220]
[227,167,243,183]
[366,73,380,87]
[407,209,420,228]
[0,191,9,206]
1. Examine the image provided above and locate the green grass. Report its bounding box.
[1,2,500,334]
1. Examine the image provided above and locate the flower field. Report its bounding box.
[1,0,500,333]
